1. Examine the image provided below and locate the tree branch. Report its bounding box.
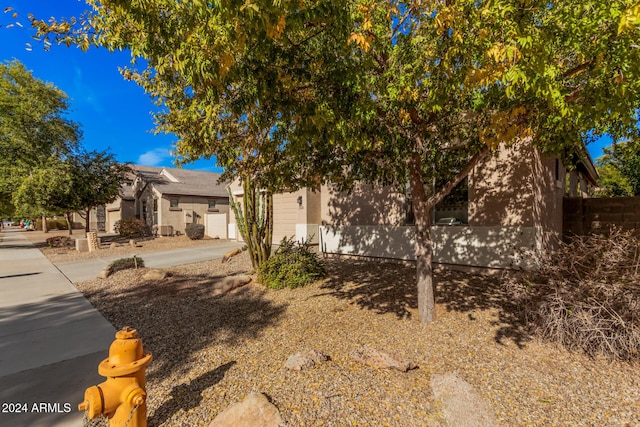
[426,145,490,208]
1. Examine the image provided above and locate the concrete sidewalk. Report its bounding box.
[0,229,115,427]
[0,231,244,426]
[56,240,245,283]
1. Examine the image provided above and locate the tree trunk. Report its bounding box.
[85,208,90,232]
[407,145,490,322]
[42,215,48,233]
[408,152,436,322]
[229,177,274,270]
[65,212,73,235]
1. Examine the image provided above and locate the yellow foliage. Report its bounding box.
[348,32,372,51]
[618,2,640,34]
[434,7,453,32]
[399,109,411,124]
[266,15,286,39]
[219,51,234,77]
[480,107,530,149]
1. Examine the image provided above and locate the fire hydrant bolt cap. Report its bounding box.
[115,327,138,340]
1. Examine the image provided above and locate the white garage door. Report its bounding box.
[205,213,228,239]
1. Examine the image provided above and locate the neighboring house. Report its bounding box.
[81,165,230,237]
[132,166,230,237]
[229,138,599,271]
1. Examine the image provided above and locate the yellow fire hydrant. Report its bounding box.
[78,327,153,427]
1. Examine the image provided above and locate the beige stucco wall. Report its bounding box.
[227,179,321,244]
[531,150,565,252]
[158,194,229,235]
[468,139,536,227]
[105,198,135,233]
[320,183,405,226]
[136,185,229,235]
[468,138,565,257]
[319,225,539,270]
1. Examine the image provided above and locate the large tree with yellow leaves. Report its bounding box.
[29,0,640,322]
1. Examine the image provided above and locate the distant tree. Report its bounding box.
[12,158,74,231]
[595,139,640,197]
[0,60,80,218]
[66,151,131,232]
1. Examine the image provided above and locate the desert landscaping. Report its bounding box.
[56,240,640,427]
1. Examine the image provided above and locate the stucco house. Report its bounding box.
[229,138,598,271]
[94,166,230,237]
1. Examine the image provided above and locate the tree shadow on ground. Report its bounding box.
[320,257,532,348]
[148,361,236,427]
[80,271,287,385]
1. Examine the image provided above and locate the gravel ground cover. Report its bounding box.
[74,253,640,427]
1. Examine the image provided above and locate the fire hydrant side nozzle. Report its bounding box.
[79,327,152,427]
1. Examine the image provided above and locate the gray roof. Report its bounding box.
[133,166,228,198]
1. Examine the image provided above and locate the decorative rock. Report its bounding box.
[284,350,329,371]
[431,372,499,427]
[221,248,242,263]
[109,242,118,249]
[97,268,111,279]
[209,391,284,427]
[349,346,417,372]
[143,269,168,280]
[212,275,252,296]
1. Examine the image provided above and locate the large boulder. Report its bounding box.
[209,391,284,427]
[349,346,417,372]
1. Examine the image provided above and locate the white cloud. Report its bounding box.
[137,148,172,166]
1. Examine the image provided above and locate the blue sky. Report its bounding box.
[1,1,614,170]
[1,0,221,171]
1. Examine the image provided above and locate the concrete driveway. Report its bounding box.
[56,240,244,283]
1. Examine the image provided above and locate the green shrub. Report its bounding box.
[108,256,144,273]
[259,237,325,289]
[46,236,74,248]
[114,218,147,237]
[185,223,205,240]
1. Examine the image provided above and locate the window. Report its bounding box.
[208,199,216,209]
[170,198,179,208]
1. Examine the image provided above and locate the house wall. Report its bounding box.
[105,198,135,233]
[531,150,565,252]
[158,194,229,235]
[227,180,321,244]
[318,138,568,270]
[319,225,539,270]
[320,183,406,226]
[468,139,536,227]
